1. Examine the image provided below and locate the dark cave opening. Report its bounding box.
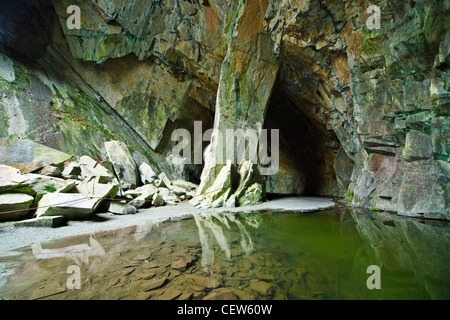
[0,0,55,62]
[262,83,340,197]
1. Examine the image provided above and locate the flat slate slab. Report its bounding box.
[35,193,99,219]
[0,193,34,221]
[12,216,65,228]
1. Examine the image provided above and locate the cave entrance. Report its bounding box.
[262,83,340,198]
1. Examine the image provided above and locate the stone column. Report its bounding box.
[194,0,280,208]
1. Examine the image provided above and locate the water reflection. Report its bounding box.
[193,212,260,272]
[31,236,105,266]
[0,208,449,300]
[349,210,450,299]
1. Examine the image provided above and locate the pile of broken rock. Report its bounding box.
[0,139,197,227]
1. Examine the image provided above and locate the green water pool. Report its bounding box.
[1,208,449,300]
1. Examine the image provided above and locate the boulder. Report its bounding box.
[125,184,158,198]
[193,160,233,208]
[104,141,139,189]
[0,165,34,195]
[35,193,100,219]
[154,172,173,189]
[34,179,119,218]
[61,162,81,179]
[128,184,158,208]
[0,165,76,198]
[78,155,98,167]
[39,165,62,177]
[24,173,76,196]
[80,163,115,183]
[72,155,115,183]
[0,137,73,173]
[75,179,119,208]
[151,193,165,207]
[172,179,198,192]
[0,193,34,221]
[157,187,171,197]
[139,162,157,184]
[157,187,179,204]
[128,194,151,209]
[105,201,137,215]
[171,186,187,197]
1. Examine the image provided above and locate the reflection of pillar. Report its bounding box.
[193,212,259,272]
[196,0,280,208]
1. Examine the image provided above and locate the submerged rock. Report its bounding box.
[203,288,238,300]
[250,279,274,296]
[142,278,167,292]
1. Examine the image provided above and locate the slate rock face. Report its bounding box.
[0,137,73,173]
[0,0,448,217]
[403,130,433,161]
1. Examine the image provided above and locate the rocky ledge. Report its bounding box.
[0,138,198,226]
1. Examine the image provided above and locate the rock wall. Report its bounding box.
[262,0,449,219]
[0,0,448,217]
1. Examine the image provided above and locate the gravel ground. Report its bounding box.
[0,197,337,253]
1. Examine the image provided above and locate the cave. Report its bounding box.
[0,0,447,217]
[263,78,341,198]
[0,0,449,303]
[0,0,54,62]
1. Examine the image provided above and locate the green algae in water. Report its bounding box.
[1,208,450,300]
